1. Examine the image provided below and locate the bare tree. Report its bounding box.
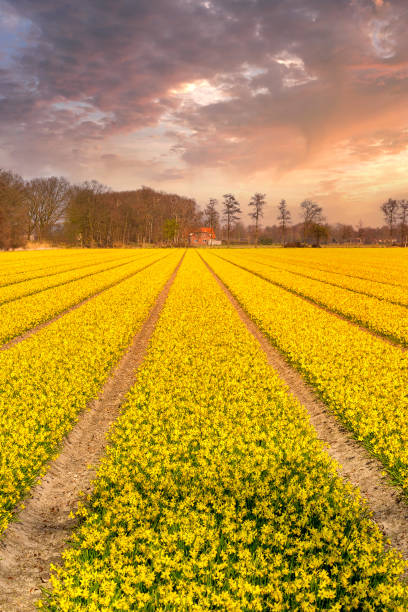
[204,198,219,233]
[399,200,408,246]
[26,176,70,241]
[300,200,324,243]
[230,221,248,244]
[381,198,399,242]
[0,170,28,249]
[310,222,329,246]
[248,193,266,246]
[222,193,241,246]
[357,219,365,244]
[332,223,354,244]
[66,181,110,247]
[277,199,291,245]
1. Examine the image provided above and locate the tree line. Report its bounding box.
[205,194,327,246]
[204,194,408,247]
[0,169,200,249]
[380,198,408,246]
[0,167,406,248]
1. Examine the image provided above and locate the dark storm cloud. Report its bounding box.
[0,0,408,181]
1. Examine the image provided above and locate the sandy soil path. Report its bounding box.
[0,254,183,611]
[202,254,408,558]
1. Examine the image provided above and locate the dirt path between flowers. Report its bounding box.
[0,253,184,612]
[202,254,408,559]
[0,254,169,352]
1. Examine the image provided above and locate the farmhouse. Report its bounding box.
[189,227,221,246]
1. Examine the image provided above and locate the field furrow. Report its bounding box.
[214,252,408,347]
[201,251,408,494]
[0,252,167,346]
[0,251,182,535]
[43,252,407,610]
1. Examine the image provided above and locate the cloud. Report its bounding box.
[0,0,407,223]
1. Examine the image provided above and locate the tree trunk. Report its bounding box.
[281,223,286,246]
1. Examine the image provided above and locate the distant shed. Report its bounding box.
[189,227,221,246]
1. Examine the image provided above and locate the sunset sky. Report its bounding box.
[1,0,407,225]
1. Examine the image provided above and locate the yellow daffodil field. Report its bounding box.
[0,251,168,346]
[42,251,408,611]
[0,249,138,288]
[200,251,408,492]
[0,251,138,304]
[242,247,408,288]
[208,251,408,347]
[0,249,180,533]
[1,247,408,610]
